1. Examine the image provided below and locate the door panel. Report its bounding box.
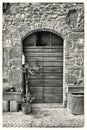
[43,48,63,102]
[44,66,63,72]
[43,79,63,87]
[25,53,43,57]
[43,52,63,57]
[24,47,43,102]
[44,87,63,94]
[43,61,63,67]
[44,94,63,103]
[26,57,42,61]
[30,87,43,103]
[43,57,63,61]
[43,72,63,79]
[30,78,42,84]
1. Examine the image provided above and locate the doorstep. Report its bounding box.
[32,103,64,110]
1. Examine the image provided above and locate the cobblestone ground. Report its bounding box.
[3,108,84,127]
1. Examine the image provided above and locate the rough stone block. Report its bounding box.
[15,14,19,19]
[66,65,83,71]
[10,82,22,91]
[3,48,8,67]
[5,39,11,48]
[68,70,81,78]
[3,100,10,112]
[3,92,22,101]
[12,31,21,39]
[69,32,84,40]
[51,14,58,18]
[66,74,77,85]
[9,68,22,85]
[77,78,84,85]
[3,70,8,79]
[10,101,19,112]
[65,39,75,50]
[81,70,84,78]
[19,3,26,8]
[65,8,78,27]
[65,58,75,66]
[75,57,83,66]
[21,14,25,19]
[77,12,84,30]
[9,4,18,15]
[3,78,8,84]
[9,47,21,59]
[12,59,22,68]
[24,7,29,12]
[74,70,81,78]
[75,38,84,50]
[3,59,8,67]
[12,39,21,47]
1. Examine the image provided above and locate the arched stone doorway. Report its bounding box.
[22,30,63,103]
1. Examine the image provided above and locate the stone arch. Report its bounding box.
[21,28,64,41]
[19,24,68,106]
[19,21,69,41]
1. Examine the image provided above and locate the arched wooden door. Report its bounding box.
[23,31,63,103]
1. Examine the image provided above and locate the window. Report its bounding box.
[23,31,63,46]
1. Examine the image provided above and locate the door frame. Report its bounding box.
[22,29,66,106]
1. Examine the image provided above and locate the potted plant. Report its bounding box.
[21,62,38,114]
[21,92,35,114]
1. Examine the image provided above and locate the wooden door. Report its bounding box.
[43,46,63,103]
[23,31,63,103]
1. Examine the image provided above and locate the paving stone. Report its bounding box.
[3,108,84,127]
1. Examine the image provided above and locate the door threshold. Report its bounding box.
[32,103,64,108]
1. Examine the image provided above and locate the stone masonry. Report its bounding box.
[3,3,84,104]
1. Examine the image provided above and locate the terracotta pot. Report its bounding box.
[67,93,84,115]
[21,103,31,114]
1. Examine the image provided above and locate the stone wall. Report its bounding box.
[3,3,84,103]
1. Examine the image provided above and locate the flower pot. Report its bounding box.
[21,103,31,114]
[67,93,84,115]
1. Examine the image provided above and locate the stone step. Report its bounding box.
[32,103,64,111]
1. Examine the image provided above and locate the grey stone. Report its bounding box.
[69,32,84,40]
[10,101,19,112]
[75,57,83,66]
[11,68,22,83]
[3,101,10,112]
[19,3,26,8]
[9,47,21,59]
[66,74,77,85]
[15,14,19,19]
[65,39,74,49]
[65,58,75,66]
[75,38,84,50]
[12,58,22,68]
[24,7,29,12]
[81,70,84,78]
[21,14,25,19]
